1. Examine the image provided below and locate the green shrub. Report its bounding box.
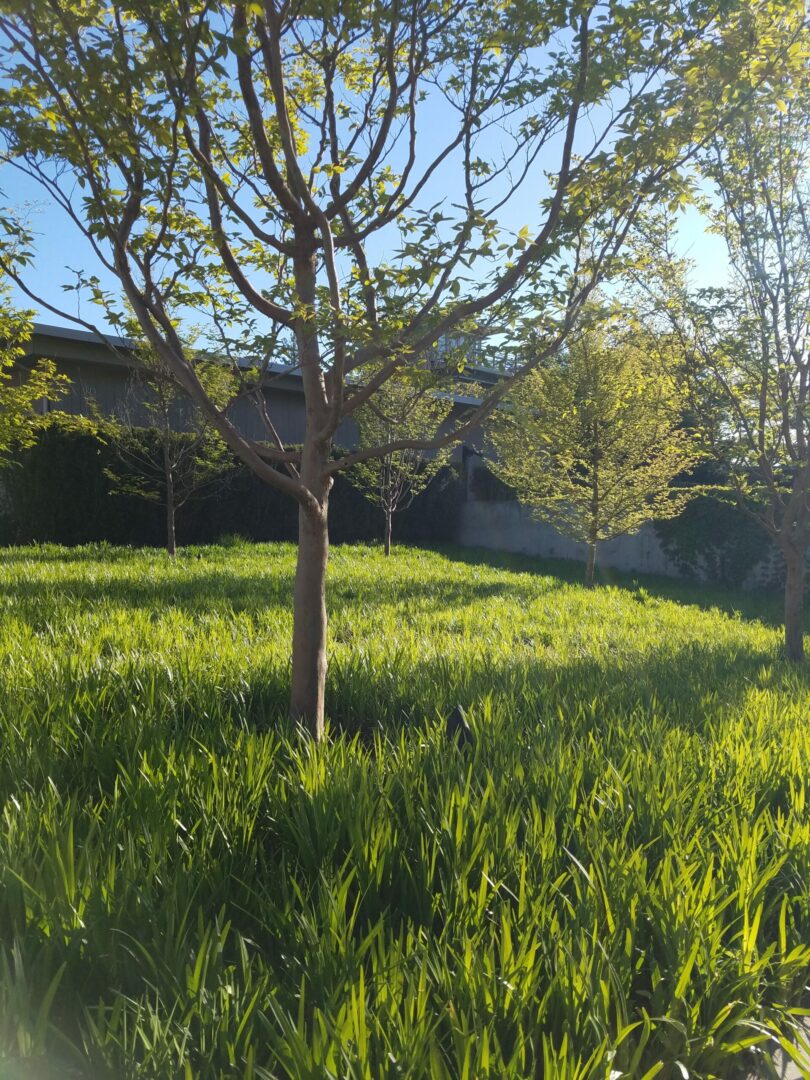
[654,493,767,587]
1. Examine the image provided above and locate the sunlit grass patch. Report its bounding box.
[0,543,807,1078]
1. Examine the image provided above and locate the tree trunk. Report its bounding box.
[289,440,331,739]
[289,233,333,739]
[163,438,176,557]
[384,508,392,556]
[587,477,599,588]
[784,547,805,662]
[585,540,596,587]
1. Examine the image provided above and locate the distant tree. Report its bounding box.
[486,323,700,584]
[105,343,235,556]
[0,291,69,460]
[352,373,454,555]
[0,0,790,736]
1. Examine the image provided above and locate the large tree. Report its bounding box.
[0,0,792,735]
[628,18,810,659]
[486,320,699,584]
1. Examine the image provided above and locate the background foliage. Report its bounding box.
[0,297,70,461]
[653,462,773,588]
[485,324,700,580]
[0,421,463,549]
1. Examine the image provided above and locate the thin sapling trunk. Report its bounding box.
[384,507,392,556]
[585,540,597,587]
[163,434,177,557]
[783,547,805,662]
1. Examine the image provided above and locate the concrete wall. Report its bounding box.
[454,453,685,577]
[452,458,789,587]
[455,499,683,578]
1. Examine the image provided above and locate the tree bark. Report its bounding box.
[585,540,597,587]
[289,233,333,739]
[289,426,332,739]
[784,547,805,662]
[163,437,177,557]
[290,497,329,737]
[384,507,392,556]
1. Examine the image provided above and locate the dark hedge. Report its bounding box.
[0,422,463,550]
[653,458,770,588]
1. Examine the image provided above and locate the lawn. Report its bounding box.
[0,542,808,1079]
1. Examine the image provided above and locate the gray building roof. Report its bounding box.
[26,322,503,390]
[23,322,496,451]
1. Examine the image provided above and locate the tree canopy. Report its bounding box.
[0,292,69,460]
[0,0,783,479]
[486,318,699,582]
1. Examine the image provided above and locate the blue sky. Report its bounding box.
[675,203,729,283]
[0,161,729,335]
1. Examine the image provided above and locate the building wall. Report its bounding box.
[455,499,683,578]
[52,360,132,418]
[226,390,358,448]
[456,455,702,581]
[26,328,361,448]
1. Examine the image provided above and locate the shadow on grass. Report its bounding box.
[0,555,525,618]
[327,635,804,739]
[0,542,798,741]
[1,629,801,811]
[0,540,785,629]
[434,544,789,631]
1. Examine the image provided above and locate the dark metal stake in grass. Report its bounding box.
[445,704,473,748]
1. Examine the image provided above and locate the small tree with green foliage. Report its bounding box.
[487,324,700,584]
[352,374,453,555]
[105,343,235,556]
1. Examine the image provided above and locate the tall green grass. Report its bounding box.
[0,542,807,1078]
